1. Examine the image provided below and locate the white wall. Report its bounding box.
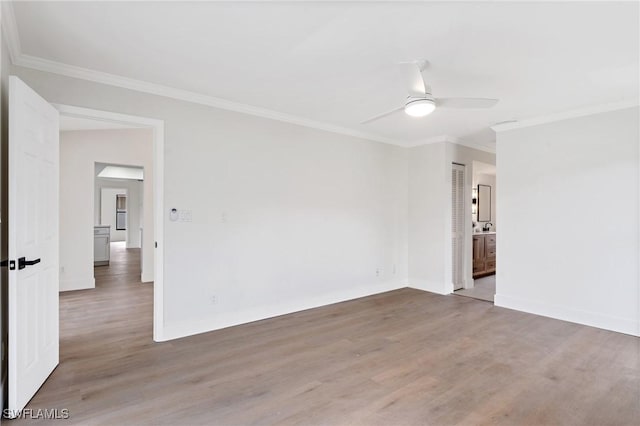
[408,142,448,294]
[496,107,639,336]
[408,141,495,294]
[20,66,409,339]
[59,128,154,291]
[94,176,143,247]
[100,187,127,242]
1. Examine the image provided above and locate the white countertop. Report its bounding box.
[474,231,496,235]
[94,225,111,228]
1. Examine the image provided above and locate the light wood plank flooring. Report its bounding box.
[455,275,496,303]
[14,244,640,425]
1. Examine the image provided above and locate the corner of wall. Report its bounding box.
[408,279,451,296]
[495,293,640,337]
[163,279,408,341]
[60,276,95,292]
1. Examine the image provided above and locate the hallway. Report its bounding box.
[15,243,154,423]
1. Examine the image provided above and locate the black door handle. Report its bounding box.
[18,257,41,270]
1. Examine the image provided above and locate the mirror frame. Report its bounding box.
[477,184,491,222]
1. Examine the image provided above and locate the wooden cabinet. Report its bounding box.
[473,233,496,278]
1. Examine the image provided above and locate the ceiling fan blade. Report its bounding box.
[399,62,428,97]
[360,106,404,124]
[435,98,499,109]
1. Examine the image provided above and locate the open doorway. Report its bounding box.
[93,163,145,282]
[456,161,496,302]
[56,105,165,341]
[4,77,165,414]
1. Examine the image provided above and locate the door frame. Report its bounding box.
[54,104,166,342]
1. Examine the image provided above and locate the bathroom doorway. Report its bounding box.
[455,160,496,302]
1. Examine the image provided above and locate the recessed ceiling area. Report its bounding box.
[96,163,144,181]
[10,1,640,150]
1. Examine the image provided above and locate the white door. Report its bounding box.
[8,76,59,414]
[451,164,465,290]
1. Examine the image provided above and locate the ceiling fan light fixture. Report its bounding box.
[404,98,436,117]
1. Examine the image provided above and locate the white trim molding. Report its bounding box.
[491,99,640,132]
[0,1,495,152]
[60,277,95,293]
[16,53,403,146]
[163,281,407,341]
[5,3,633,156]
[55,104,167,343]
[409,135,496,154]
[495,293,640,337]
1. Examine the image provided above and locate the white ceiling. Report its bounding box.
[60,115,140,131]
[10,1,640,150]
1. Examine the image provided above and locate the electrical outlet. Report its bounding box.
[376,268,384,277]
[210,295,217,305]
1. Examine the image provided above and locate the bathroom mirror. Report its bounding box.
[477,184,491,222]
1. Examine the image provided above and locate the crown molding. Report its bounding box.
[408,135,496,154]
[442,135,496,154]
[491,99,640,132]
[0,2,497,154]
[406,135,450,147]
[0,3,403,146]
[449,138,496,154]
[15,54,407,146]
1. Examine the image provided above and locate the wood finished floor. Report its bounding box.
[14,243,640,425]
[454,275,495,303]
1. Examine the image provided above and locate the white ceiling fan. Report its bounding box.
[362,61,499,124]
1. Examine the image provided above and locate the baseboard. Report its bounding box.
[160,281,407,341]
[407,278,451,295]
[495,293,640,337]
[59,277,95,292]
[463,278,474,290]
[141,272,153,283]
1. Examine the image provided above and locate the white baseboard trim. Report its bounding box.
[160,281,407,341]
[141,272,154,283]
[407,279,451,295]
[59,277,95,292]
[495,293,639,337]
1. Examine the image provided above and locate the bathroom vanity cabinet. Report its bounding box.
[473,232,496,278]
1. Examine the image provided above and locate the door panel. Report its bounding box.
[8,76,60,415]
[451,164,465,290]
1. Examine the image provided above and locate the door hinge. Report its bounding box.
[0,259,16,270]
